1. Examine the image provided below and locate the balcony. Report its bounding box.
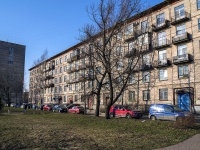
[123,32,137,42]
[138,44,152,54]
[152,20,170,32]
[79,64,87,70]
[85,62,92,68]
[67,68,73,73]
[79,74,86,81]
[71,54,79,61]
[67,58,73,63]
[49,83,54,87]
[124,48,138,58]
[171,11,190,25]
[136,27,151,36]
[49,64,55,70]
[45,75,54,80]
[173,54,191,64]
[140,64,153,71]
[153,59,171,68]
[172,32,190,44]
[153,39,171,50]
[80,52,86,59]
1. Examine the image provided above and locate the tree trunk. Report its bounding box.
[95,93,101,116]
[105,104,112,119]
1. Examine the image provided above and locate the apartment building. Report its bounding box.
[29,0,200,112]
[0,40,26,104]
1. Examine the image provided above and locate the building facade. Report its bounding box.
[0,40,26,104]
[29,0,200,112]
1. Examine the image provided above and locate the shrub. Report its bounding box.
[0,97,4,113]
[172,115,195,129]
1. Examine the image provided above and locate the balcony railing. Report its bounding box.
[123,32,137,42]
[153,39,171,50]
[71,55,79,61]
[79,64,87,70]
[172,32,190,44]
[136,27,151,36]
[138,44,152,54]
[67,68,73,73]
[153,59,171,68]
[171,11,190,25]
[45,75,54,80]
[124,48,138,58]
[140,64,153,71]
[152,20,170,32]
[67,58,73,63]
[173,53,191,64]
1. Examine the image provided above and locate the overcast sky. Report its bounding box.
[0,0,163,89]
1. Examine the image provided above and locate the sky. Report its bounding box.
[0,0,163,90]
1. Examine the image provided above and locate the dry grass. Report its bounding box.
[0,107,200,150]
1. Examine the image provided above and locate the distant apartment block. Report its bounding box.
[29,0,200,112]
[0,40,26,104]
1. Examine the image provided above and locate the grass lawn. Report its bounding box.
[0,107,200,150]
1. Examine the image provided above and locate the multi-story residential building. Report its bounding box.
[0,40,26,104]
[29,0,200,112]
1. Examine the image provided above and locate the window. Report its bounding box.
[116,92,122,102]
[59,86,62,92]
[159,88,168,100]
[75,83,79,91]
[198,19,200,30]
[129,91,135,101]
[198,0,200,9]
[143,90,150,101]
[158,50,167,62]
[64,96,66,102]
[64,85,67,92]
[56,59,58,65]
[141,20,148,33]
[60,67,62,73]
[177,45,187,56]
[55,78,58,83]
[69,85,72,91]
[143,54,150,65]
[75,95,78,102]
[178,65,188,78]
[64,66,67,72]
[65,55,67,62]
[64,75,67,82]
[96,66,101,74]
[116,46,121,56]
[59,76,62,83]
[55,87,58,93]
[128,42,134,52]
[60,57,62,64]
[128,74,135,84]
[176,24,186,35]
[138,33,148,46]
[159,69,168,80]
[143,71,150,82]
[175,4,185,20]
[55,69,58,74]
[124,24,133,35]
[117,61,123,70]
[156,13,165,27]
[81,95,84,102]
[158,31,166,46]
[88,81,93,88]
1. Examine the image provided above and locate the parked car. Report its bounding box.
[43,104,53,111]
[66,104,81,109]
[53,104,68,113]
[149,104,191,121]
[68,106,84,114]
[109,105,143,119]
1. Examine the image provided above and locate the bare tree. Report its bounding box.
[77,0,157,118]
[29,49,48,106]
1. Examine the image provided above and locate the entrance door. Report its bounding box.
[177,93,190,111]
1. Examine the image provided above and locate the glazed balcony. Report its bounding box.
[172,32,190,44]
[171,11,190,25]
[124,48,138,58]
[153,39,171,50]
[173,53,191,64]
[152,20,170,32]
[153,59,171,68]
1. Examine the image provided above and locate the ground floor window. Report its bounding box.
[129,91,135,101]
[75,95,78,102]
[143,90,150,101]
[159,88,168,100]
[178,65,188,78]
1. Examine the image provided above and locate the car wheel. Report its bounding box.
[150,115,156,120]
[126,114,131,119]
[109,112,114,118]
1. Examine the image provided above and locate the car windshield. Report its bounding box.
[123,106,135,110]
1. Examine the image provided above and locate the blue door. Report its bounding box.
[177,93,190,111]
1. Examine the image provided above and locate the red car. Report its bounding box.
[109,105,143,119]
[68,106,84,114]
[43,104,53,111]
